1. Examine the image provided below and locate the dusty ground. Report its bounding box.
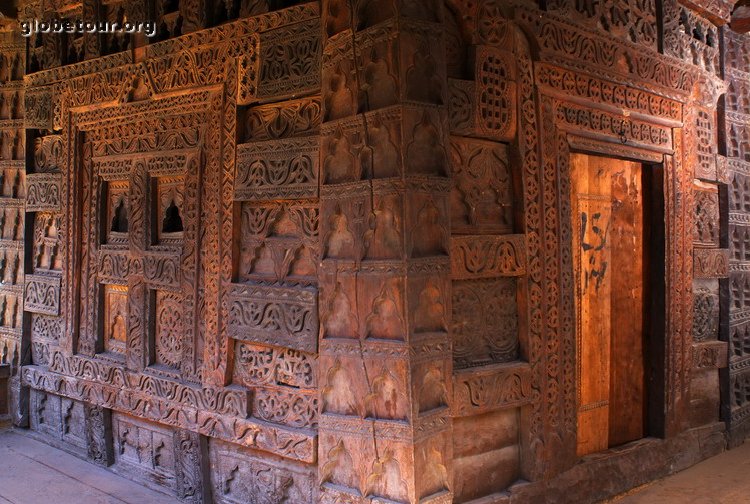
[610,440,750,503]
[0,428,178,504]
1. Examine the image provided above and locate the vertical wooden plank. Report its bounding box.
[609,161,646,446]
[572,153,612,456]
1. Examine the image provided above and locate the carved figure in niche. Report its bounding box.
[363,46,398,111]
[322,359,360,415]
[366,368,402,419]
[0,209,5,239]
[366,116,399,178]
[407,114,445,175]
[271,207,298,237]
[325,64,355,120]
[4,296,15,328]
[1,131,14,161]
[11,209,21,241]
[0,93,8,120]
[357,0,396,29]
[366,450,409,502]
[414,280,445,332]
[111,198,129,233]
[0,169,8,197]
[0,56,6,82]
[412,200,445,257]
[162,200,183,233]
[322,441,358,490]
[248,243,276,277]
[419,446,449,496]
[419,366,447,412]
[364,196,401,259]
[323,283,358,338]
[366,281,404,340]
[112,315,126,343]
[324,129,356,183]
[13,130,23,161]
[325,206,355,258]
[3,252,14,284]
[288,245,316,278]
[9,92,18,120]
[0,252,6,284]
[11,54,22,80]
[406,39,443,104]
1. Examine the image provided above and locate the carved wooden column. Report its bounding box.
[318,2,452,502]
[0,27,29,427]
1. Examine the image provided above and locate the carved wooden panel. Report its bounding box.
[694,183,721,248]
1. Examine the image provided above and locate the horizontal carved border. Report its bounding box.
[227,283,319,353]
[26,173,62,212]
[694,248,729,278]
[22,363,315,463]
[450,234,526,279]
[692,341,728,370]
[453,362,533,417]
[24,274,61,316]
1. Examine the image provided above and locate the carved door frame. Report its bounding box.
[508,20,697,480]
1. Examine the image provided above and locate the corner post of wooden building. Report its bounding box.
[318,1,453,502]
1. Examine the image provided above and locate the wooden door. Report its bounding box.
[572,154,646,456]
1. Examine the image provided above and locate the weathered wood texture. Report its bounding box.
[0,0,743,502]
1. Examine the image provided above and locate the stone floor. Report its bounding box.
[0,426,747,503]
[0,428,178,504]
[610,439,750,503]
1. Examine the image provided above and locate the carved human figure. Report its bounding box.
[323,360,360,415]
[325,208,355,259]
[366,450,409,502]
[363,47,398,110]
[366,282,403,340]
[112,315,126,343]
[0,93,9,120]
[366,368,401,419]
[3,252,14,284]
[249,243,276,277]
[9,92,18,120]
[0,55,7,82]
[412,201,445,257]
[1,131,14,161]
[414,280,445,332]
[11,54,22,80]
[406,40,443,104]
[324,130,356,183]
[406,114,446,175]
[4,296,14,327]
[11,209,21,240]
[288,245,316,278]
[323,283,358,338]
[367,117,399,178]
[325,65,355,120]
[364,197,401,259]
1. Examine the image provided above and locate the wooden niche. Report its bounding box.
[571,153,653,456]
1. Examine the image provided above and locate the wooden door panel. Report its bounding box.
[572,154,646,456]
[609,162,646,446]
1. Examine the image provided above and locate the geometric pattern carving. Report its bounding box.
[453,362,533,417]
[452,278,518,369]
[235,137,319,201]
[227,284,318,353]
[450,235,525,279]
[24,274,61,316]
[25,173,61,212]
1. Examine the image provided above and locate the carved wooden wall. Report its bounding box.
[5,0,748,502]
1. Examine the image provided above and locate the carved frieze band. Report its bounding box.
[453,362,533,417]
[694,248,729,279]
[227,284,318,353]
[692,341,728,370]
[24,274,61,316]
[235,137,319,201]
[22,362,315,463]
[26,173,61,212]
[450,234,526,279]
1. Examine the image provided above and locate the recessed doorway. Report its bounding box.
[571,153,655,456]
